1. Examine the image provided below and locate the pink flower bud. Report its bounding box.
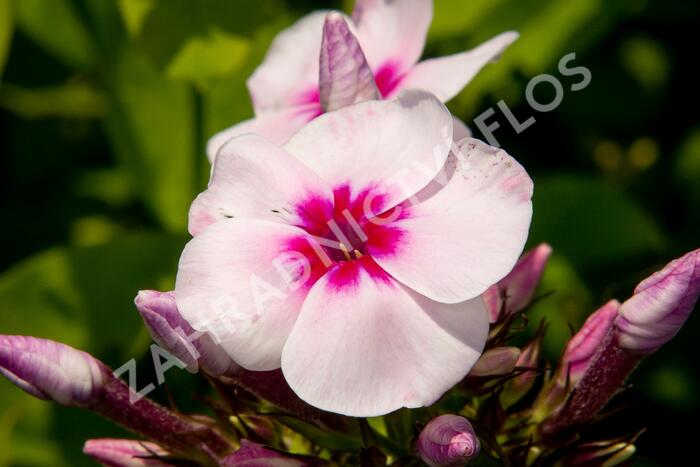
[558,300,619,386]
[468,347,520,377]
[319,12,379,112]
[83,439,171,466]
[484,243,552,322]
[0,335,105,406]
[135,290,236,376]
[615,248,700,355]
[417,415,480,467]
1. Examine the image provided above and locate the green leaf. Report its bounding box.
[116,0,156,38]
[275,415,363,452]
[11,0,95,68]
[429,0,508,42]
[166,28,250,90]
[675,127,700,209]
[137,0,286,70]
[0,0,12,78]
[104,48,195,232]
[0,82,105,119]
[528,174,665,271]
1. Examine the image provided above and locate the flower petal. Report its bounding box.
[176,219,325,371]
[352,0,432,72]
[206,104,321,163]
[373,138,533,303]
[319,12,379,112]
[281,259,488,416]
[191,134,333,236]
[247,11,328,114]
[399,31,518,102]
[284,90,453,215]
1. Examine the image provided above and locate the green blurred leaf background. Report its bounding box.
[0,0,698,465]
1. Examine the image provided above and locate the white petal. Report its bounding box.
[281,259,488,416]
[352,0,432,72]
[247,11,329,114]
[191,134,333,236]
[399,32,518,102]
[205,105,321,163]
[284,90,453,215]
[373,138,533,303]
[176,219,324,370]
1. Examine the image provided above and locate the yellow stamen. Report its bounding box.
[339,243,352,261]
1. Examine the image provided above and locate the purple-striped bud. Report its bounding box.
[221,439,323,466]
[558,300,619,386]
[417,415,480,467]
[469,347,520,377]
[135,290,236,376]
[319,12,379,112]
[83,439,171,466]
[484,243,552,322]
[0,335,232,460]
[615,248,700,355]
[0,335,105,406]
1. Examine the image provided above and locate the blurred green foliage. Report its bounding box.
[0,0,699,465]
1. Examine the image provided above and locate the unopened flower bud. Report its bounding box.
[469,347,520,377]
[484,243,552,322]
[535,301,619,420]
[0,335,104,406]
[83,439,170,466]
[0,335,233,460]
[319,12,379,112]
[615,248,700,355]
[135,290,236,376]
[417,415,480,467]
[558,300,619,387]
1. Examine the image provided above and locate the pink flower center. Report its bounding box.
[373,61,405,98]
[286,185,406,289]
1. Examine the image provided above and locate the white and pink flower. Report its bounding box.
[206,0,518,160]
[175,91,533,416]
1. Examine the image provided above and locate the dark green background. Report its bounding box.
[0,0,698,465]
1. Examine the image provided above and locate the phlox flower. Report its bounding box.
[176,91,533,416]
[206,0,518,161]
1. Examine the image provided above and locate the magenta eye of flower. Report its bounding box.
[373,62,404,98]
[292,185,403,267]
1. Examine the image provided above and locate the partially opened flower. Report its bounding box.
[206,0,518,160]
[176,91,533,416]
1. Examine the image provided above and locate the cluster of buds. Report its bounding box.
[2,245,696,465]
